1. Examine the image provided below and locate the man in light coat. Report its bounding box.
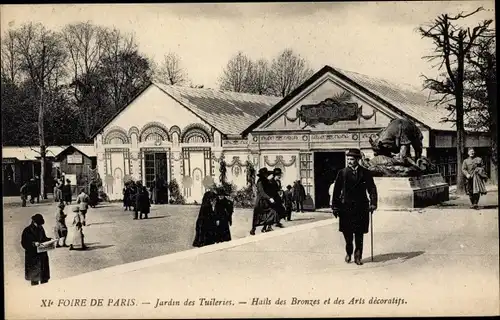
[76,188,90,226]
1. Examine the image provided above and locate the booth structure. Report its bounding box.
[91,65,493,207]
[2,144,95,197]
[53,145,97,194]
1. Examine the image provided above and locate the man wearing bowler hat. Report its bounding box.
[331,148,378,265]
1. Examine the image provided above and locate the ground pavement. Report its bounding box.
[5,191,499,318]
[3,199,331,288]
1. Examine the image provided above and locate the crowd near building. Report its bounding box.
[2,66,494,209]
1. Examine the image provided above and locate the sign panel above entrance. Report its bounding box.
[285,91,375,129]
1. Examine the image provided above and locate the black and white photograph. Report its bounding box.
[1,2,498,318]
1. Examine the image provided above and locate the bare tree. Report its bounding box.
[12,22,67,198]
[418,7,493,193]
[268,49,313,97]
[1,29,22,83]
[248,58,271,95]
[99,27,138,111]
[62,22,107,139]
[219,51,254,92]
[464,34,497,181]
[154,52,188,85]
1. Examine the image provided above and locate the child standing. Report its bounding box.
[69,206,87,251]
[54,202,68,247]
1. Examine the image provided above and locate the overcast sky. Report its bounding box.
[1,2,495,90]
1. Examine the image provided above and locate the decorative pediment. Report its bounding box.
[253,72,399,132]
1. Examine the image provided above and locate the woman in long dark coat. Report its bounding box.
[123,183,132,211]
[213,187,234,243]
[250,168,277,235]
[193,190,217,247]
[21,214,52,285]
[89,183,98,208]
[62,179,72,205]
[139,186,151,219]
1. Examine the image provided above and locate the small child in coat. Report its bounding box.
[54,202,68,247]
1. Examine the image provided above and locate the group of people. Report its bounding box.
[21,188,91,286]
[193,186,234,247]
[123,180,151,220]
[53,179,73,205]
[19,176,41,207]
[20,147,490,287]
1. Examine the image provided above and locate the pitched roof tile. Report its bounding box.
[153,83,281,135]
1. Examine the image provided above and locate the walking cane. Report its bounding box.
[370,209,374,262]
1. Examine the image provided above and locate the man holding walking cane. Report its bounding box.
[331,149,378,266]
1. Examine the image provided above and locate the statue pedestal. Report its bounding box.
[374,173,449,210]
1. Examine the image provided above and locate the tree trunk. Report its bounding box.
[486,54,498,183]
[38,88,46,199]
[455,41,466,194]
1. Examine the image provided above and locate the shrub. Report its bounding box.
[168,179,186,204]
[233,185,255,208]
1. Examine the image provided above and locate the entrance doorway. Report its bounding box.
[314,152,346,208]
[144,152,168,203]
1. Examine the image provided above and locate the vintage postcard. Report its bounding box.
[2,2,498,319]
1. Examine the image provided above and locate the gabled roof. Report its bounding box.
[153,83,282,135]
[243,65,455,135]
[2,146,66,161]
[2,144,95,161]
[54,144,96,159]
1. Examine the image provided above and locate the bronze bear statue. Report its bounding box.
[369,118,423,164]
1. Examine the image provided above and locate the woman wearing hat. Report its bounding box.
[213,186,234,243]
[54,202,68,248]
[69,206,88,250]
[331,149,378,266]
[250,168,277,235]
[21,214,52,285]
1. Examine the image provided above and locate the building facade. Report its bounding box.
[92,66,493,208]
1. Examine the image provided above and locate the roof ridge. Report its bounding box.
[332,66,426,94]
[152,81,282,99]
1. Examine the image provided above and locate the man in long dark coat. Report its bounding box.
[331,149,378,266]
[29,178,39,204]
[269,168,286,228]
[132,181,142,220]
[292,180,306,212]
[21,214,52,285]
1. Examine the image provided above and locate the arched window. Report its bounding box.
[181,124,212,143]
[144,132,164,143]
[186,133,207,143]
[109,137,125,144]
[139,123,170,142]
[104,128,129,144]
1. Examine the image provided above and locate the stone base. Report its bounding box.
[374,173,449,210]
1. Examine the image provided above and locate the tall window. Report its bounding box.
[299,153,313,195]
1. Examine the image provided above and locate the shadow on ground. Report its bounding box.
[363,251,425,264]
[87,222,115,226]
[74,243,115,251]
[143,215,170,220]
[289,218,315,222]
